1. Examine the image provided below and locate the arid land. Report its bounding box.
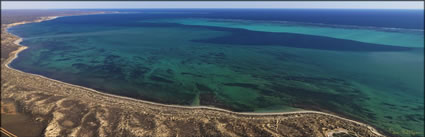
[1,10,386,137]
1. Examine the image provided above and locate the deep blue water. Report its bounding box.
[103,9,424,29]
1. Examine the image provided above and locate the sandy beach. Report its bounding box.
[1,12,385,137]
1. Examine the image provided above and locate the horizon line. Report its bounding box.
[2,8,424,10]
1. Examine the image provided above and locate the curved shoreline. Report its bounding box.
[3,14,384,136]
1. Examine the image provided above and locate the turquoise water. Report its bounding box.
[142,18,424,48]
[8,11,424,136]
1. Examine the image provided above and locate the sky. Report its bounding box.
[1,1,424,10]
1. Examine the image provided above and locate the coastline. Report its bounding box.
[3,14,384,137]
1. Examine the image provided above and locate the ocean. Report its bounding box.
[8,9,424,136]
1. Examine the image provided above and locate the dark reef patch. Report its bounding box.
[196,83,213,92]
[267,83,376,120]
[223,83,260,90]
[181,72,205,78]
[149,75,174,83]
[129,66,150,79]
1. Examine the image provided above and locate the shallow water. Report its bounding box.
[8,10,424,136]
[143,18,424,48]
